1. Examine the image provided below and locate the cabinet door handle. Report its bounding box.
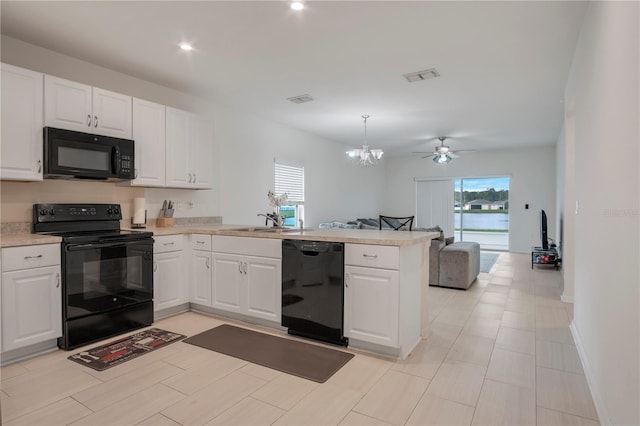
[238,262,242,274]
[345,273,349,288]
[55,273,60,288]
[87,114,92,126]
[153,261,158,272]
[134,168,138,179]
[94,115,98,128]
[24,254,43,260]
[206,257,210,269]
[163,241,175,246]
[196,240,205,245]
[362,253,378,259]
[243,262,248,274]
[193,173,196,183]
[37,160,42,173]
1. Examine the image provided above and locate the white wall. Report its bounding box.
[556,113,577,303]
[215,107,384,227]
[0,36,384,226]
[384,146,556,253]
[564,2,639,425]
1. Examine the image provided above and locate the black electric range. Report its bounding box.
[33,203,154,350]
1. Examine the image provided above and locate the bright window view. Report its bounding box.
[455,177,510,251]
[274,162,305,227]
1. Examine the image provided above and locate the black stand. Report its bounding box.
[531,246,561,270]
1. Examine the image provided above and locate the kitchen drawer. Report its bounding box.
[2,244,60,272]
[191,234,212,251]
[154,234,184,253]
[212,236,281,259]
[345,243,399,270]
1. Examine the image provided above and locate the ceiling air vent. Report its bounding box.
[287,94,315,104]
[403,68,440,83]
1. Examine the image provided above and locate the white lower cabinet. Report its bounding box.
[211,253,281,322]
[211,253,243,313]
[209,236,281,322]
[191,250,212,306]
[1,244,62,352]
[245,255,281,322]
[153,235,187,312]
[344,265,399,347]
[344,243,403,349]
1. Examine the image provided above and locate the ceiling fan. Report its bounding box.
[413,137,475,164]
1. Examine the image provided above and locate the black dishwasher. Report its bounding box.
[282,240,347,346]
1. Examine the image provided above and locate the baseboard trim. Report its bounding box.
[570,320,611,425]
[561,292,574,303]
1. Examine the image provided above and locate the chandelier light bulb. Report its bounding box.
[290,2,304,11]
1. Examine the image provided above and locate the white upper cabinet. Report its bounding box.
[192,115,213,189]
[1,63,44,181]
[92,87,132,138]
[44,75,132,139]
[165,107,213,189]
[165,107,191,187]
[130,98,166,187]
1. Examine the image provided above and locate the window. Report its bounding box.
[274,161,304,227]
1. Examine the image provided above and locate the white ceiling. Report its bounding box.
[1,1,588,156]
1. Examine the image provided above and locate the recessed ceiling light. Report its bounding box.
[290,2,304,11]
[179,42,193,51]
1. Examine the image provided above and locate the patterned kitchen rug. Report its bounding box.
[184,324,354,383]
[68,328,185,371]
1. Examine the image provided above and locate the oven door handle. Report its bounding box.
[65,240,151,251]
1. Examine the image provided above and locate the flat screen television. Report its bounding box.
[540,209,549,249]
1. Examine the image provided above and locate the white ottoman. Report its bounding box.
[438,242,480,289]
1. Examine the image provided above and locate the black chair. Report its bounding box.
[379,215,414,231]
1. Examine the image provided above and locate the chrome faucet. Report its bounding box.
[257,213,283,227]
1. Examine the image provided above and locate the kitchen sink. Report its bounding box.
[255,228,300,233]
[224,226,271,232]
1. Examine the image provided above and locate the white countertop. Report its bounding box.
[1,224,436,248]
[144,224,435,246]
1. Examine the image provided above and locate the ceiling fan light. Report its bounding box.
[433,154,452,164]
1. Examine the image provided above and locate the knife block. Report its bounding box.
[156,218,174,228]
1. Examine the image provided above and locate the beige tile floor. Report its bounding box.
[0,253,600,425]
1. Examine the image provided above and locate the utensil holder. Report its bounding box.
[156,218,174,228]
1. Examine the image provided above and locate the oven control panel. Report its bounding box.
[33,203,122,223]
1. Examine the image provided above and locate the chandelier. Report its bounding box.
[346,115,383,166]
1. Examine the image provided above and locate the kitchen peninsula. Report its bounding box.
[150,225,435,360]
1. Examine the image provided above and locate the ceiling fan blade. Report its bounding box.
[449,152,460,159]
[453,149,476,154]
[420,154,437,159]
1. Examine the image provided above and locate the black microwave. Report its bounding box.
[44,127,135,182]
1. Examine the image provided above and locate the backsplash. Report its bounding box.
[121,216,222,228]
[1,180,223,233]
[1,180,144,223]
[0,222,31,234]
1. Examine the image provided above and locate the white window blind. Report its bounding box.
[275,163,304,204]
